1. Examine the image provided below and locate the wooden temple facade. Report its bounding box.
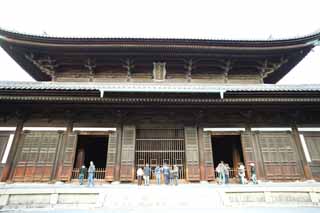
[0,28,320,182]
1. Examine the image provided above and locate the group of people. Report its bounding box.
[79,160,258,186]
[78,161,96,187]
[215,161,257,184]
[136,164,179,186]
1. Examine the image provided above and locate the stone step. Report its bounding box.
[0,183,319,210]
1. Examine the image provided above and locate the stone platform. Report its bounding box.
[0,182,319,211]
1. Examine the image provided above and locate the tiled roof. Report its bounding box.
[1,27,320,44]
[1,81,320,93]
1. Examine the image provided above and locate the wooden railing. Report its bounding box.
[71,168,106,181]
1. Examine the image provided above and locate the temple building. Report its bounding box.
[0,28,320,183]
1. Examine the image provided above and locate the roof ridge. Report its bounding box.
[1,27,320,43]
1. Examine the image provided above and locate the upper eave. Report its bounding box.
[0,28,319,83]
[1,28,320,47]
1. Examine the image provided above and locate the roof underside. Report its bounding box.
[0,28,319,83]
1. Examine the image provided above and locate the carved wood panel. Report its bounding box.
[120,125,136,181]
[184,127,200,181]
[12,131,62,182]
[203,131,214,180]
[105,131,117,181]
[256,132,301,180]
[58,133,77,181]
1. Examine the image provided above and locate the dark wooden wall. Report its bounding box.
[0,107,320,182]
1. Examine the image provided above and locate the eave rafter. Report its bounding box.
[257,57,289,78]
[25,53,59,80]
[84,58,96,81]
[121,58,135,81]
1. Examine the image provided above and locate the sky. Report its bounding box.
[0,0,319,84]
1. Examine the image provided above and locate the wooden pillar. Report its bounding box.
[291,125,313,179]
[232,143,240,170]
[114,124,123,181]
[197,127,205,181]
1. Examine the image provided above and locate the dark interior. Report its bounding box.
[211,135,244,169]
[74,135,108,168]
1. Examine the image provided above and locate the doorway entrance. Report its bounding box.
[135,129,186,180]
[72,135,108,180]
[211,135,244,177]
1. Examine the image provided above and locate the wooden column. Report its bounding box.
[291,125,313,179]
[114,124,123,181]
[197,127,205,181]
[1,120,24,182]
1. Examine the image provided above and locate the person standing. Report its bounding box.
[224,163,230,184]
[143,164,151,186]
[79,165,86,185]
[88,161,95,187]
[173,165,179,186]
[137,167,144,186]
[250,163,257,184]
[155,165,161,185]
[238,162,245,184]
[216,161,226,184]
[163,163,170,185]
[169,166,174,185]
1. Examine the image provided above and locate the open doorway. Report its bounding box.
[73,135,108,169]
[211,135,244,171]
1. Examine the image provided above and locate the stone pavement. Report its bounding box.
[0,182,319,211]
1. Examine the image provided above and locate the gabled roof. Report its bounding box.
[1,27,320,47]
[0,28,319,83]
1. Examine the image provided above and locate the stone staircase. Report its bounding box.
[0,183,319,210]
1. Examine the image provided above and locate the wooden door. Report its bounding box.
[12,131,62,182]
[184,127,200,181]
[57,133,77,181]
[241,132,257,173]
[256,132,301,180]
[105,131,117,181]
[203,131,214,180]
[120,125,136,181]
